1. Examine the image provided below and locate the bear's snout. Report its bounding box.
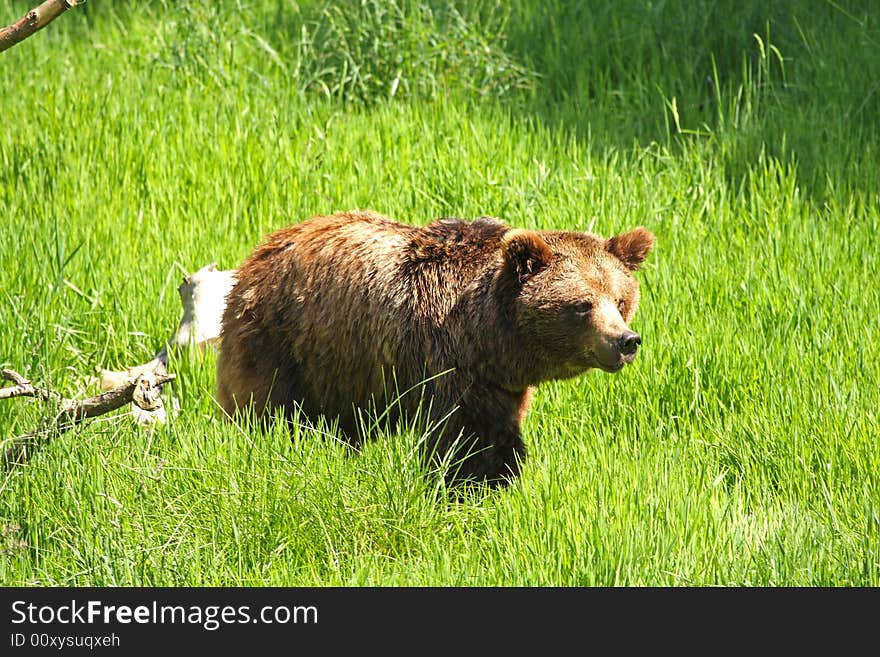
[591,329,642,372]
[618,331,641,356]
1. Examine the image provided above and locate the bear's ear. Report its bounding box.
[606,227,655,271]
[501,229,553,284]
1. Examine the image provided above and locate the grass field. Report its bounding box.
[1,0,878,586]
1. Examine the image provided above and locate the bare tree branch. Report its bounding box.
[99,263,235,389]
[1,368,175,468]
[0,0,84,54]
[2,261,231,468]
[0,369,61,402]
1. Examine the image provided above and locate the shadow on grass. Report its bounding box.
[500,0,880,200]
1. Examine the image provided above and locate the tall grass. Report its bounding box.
[0,0,878,585]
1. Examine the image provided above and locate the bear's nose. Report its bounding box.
[618,331,641,355]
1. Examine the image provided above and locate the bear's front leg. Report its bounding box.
[428,380,529,487]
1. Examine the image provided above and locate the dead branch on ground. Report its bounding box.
[1,368,175,468]
[2,261,233,468]
[98,263,235,391]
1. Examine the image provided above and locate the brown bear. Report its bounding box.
[217,210,654,486]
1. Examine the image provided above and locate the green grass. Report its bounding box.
[1,0,878,586]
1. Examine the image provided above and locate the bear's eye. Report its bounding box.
[573,301,593,316]
[617,299,626,314]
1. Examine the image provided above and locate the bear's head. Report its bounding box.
[499,226,655,382]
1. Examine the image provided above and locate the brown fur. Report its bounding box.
[217,211,654,486]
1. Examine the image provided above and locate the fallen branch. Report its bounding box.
[0,0,83,54]
[2,262,232,467]
[99,263,235,390]
[0,369,60,403]
[1,368,175,468]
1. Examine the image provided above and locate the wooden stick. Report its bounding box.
[1,368,175,468]
[0,369,59,402]
[2,262,231,466]
[0,0,82,54]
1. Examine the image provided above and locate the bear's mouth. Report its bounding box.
[594,351,637,373]
[597,359,625,373]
